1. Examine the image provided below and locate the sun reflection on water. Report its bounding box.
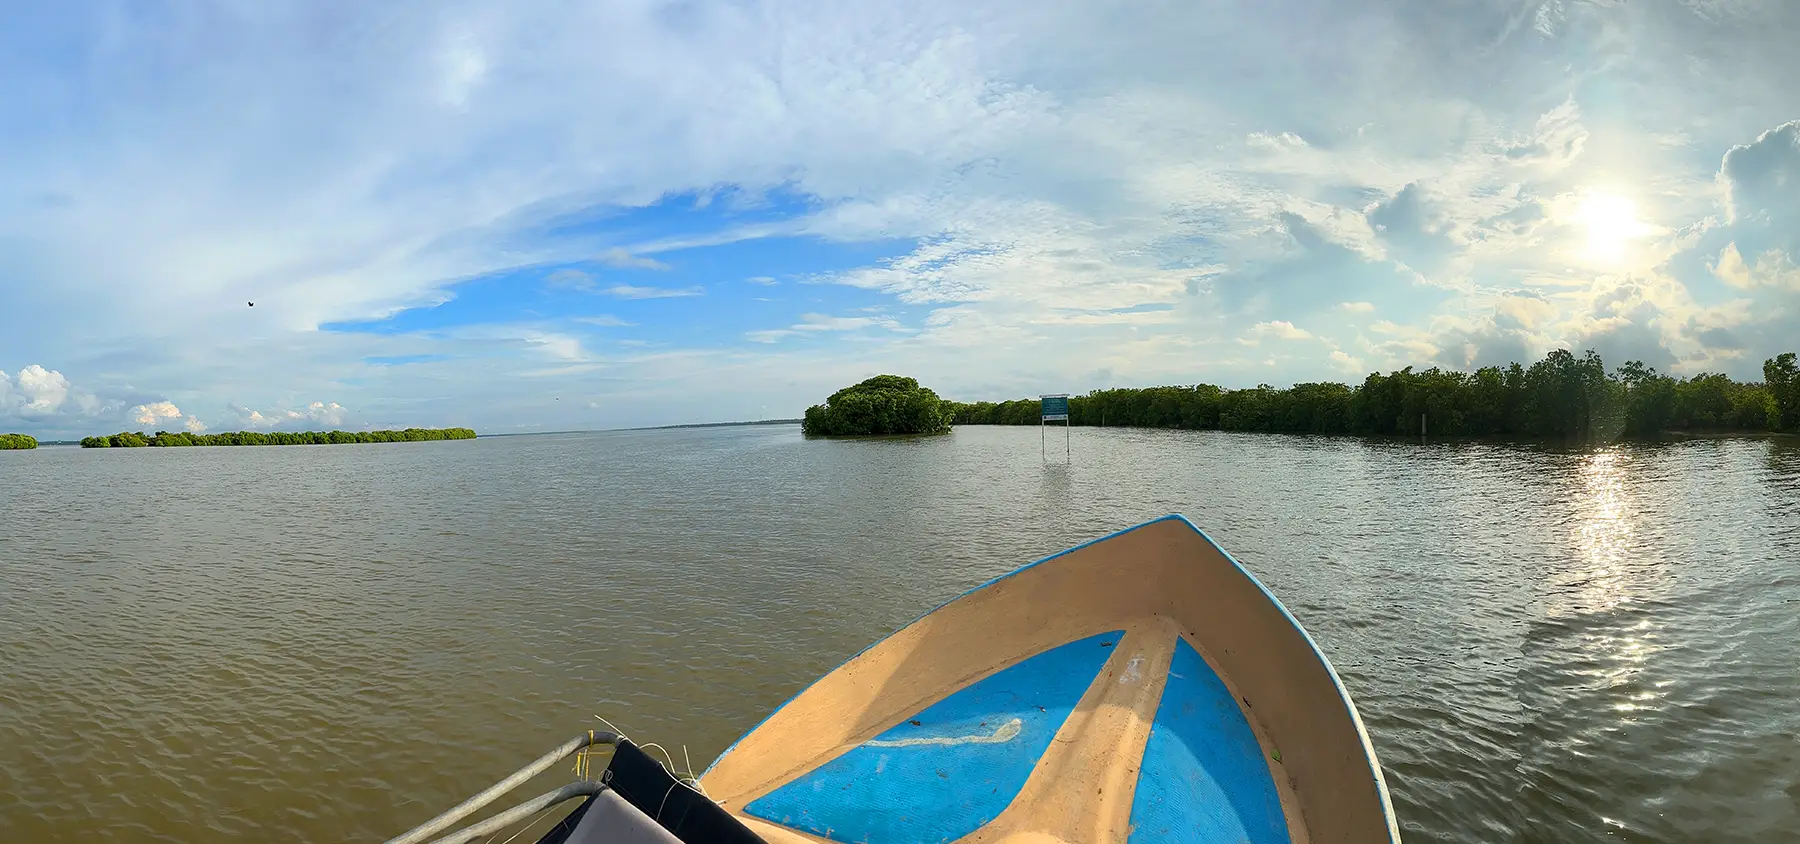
[1561,448,1665,715]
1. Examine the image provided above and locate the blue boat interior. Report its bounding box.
[743,631,1291,844]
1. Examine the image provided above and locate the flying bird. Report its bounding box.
[247,301,254,307]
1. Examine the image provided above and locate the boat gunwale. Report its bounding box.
[699,513,1400,841]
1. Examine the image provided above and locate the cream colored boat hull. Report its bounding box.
[702,515,1400,844]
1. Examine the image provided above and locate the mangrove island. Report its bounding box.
[802,375,955,436]
[79,427,478,448]
[0,433,38,450]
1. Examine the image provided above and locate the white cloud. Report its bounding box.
[1,365,107,428]
[229,401,348,430]
[302,402,348,427]
[437,30,489,109]
[745,276,778,285]
[1493,98,1589,169]
[132,400,183,426]
[1329,349,1364,372]
[793,313,901,332]
[601,284,703,299]
[523,332,588,362]
[1711,243,1800,291]
[14,365,73,412]
[574,314,635,327]
[544,269,595,290]
[129,399,208,434]
[1246,131,1309,153]
[1337,301,1375,313]
[1493,291,1559,330]
[597,248,671,271]
[1253,320,1313,341]
[744,312,906,342]
[1722,119,1800,228]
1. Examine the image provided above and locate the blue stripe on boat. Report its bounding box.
[743,630,1125,844]
[1128,637,1290,844]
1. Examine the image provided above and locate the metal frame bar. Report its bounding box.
[418,781,606,844]
[383,730,620,844]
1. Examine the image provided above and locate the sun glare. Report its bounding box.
[1575,192,1651,264]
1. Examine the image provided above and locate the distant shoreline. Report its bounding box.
[630,418,803,431]
[478,419,803,438]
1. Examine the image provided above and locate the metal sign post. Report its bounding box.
[1040,394,1070,463]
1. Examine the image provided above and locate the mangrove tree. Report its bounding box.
[802,375,955,436]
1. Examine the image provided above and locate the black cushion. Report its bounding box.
[600,739,766,844]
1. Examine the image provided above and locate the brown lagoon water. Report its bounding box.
[1,425,1797,842]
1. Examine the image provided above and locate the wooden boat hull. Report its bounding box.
[702,515,1399,844]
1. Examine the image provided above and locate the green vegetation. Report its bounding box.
[949,350,1800,442]
[802,375,955,436]
[0,433,38,450]
[78,427,477,448]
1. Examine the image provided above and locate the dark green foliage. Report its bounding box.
[948,350,1800,441]
[802,375,955,436]
[0,433,38,449]
[80,427,477,448]
[1767,352,1800,431]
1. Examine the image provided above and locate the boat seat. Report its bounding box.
[538,792,682,844]
[537,739,767,844]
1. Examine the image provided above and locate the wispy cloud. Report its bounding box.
[793,313,901,332]
[597,248,670,271]
[601,284,704,300]
[745,312,908,343]
[574,314,636,327]
[544,269,595,291]
[522,332,589,362]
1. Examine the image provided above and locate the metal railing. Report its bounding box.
[383,730,620,844]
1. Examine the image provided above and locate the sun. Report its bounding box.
[1575,192,1652,264]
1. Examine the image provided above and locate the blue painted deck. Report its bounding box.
[743,631,1124,844]
[1127,638,1290,844]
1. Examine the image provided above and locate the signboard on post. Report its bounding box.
[1040,394,1071,463]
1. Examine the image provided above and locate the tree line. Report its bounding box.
[79,428,478,448]
[0,433,37,450]
[948,351,1800,441]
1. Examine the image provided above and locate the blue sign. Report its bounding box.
[1040,395,1069,421]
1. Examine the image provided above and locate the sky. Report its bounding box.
[2,0,1799,437]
